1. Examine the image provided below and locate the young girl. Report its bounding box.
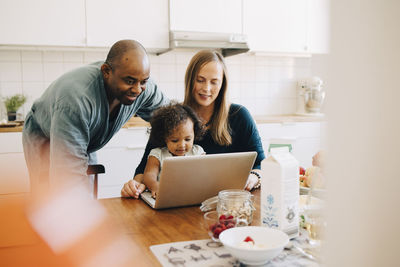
[143,103,205,198]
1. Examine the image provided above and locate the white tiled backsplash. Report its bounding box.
[0,50,311,118]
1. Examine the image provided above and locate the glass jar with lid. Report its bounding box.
[217,189,255,226]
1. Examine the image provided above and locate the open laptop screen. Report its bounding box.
[141,151,257,209]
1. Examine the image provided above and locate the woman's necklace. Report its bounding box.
[197,106,214,128]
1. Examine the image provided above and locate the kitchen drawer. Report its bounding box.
[294,122,321,138]
[0,132,24,153]
[257,122,322,140]
[102,127,149,149]
[257,123,297,141]
[96,147,145,187]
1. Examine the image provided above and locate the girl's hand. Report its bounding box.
[143,156,160,199]
[121,180,146,198]
[147,180,159,199]
[151,189,157,199]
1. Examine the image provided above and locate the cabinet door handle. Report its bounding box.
[126,145,145,150]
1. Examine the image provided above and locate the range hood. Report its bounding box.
[161,31,249,57]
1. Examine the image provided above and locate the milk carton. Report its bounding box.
[261,146,299,238]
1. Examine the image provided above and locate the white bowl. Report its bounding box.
[219,226,289,266]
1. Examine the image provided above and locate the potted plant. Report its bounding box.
[3,94,27,121]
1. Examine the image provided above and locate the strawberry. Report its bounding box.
[219,214,226,221]
[244,236,254,243]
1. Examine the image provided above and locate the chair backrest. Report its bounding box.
[86,164,105,199]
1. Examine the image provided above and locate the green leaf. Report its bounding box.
[3,94,27,112]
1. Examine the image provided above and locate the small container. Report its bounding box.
[203,210,236,241]
[217,189,255,226]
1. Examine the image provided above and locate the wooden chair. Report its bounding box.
[86,164,105,199]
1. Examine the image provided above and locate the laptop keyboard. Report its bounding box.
[141,191,156,207]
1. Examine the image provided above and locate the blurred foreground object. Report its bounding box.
[0,184,152,267]
[312,150,326,170]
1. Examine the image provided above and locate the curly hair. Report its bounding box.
[148,102,205,148]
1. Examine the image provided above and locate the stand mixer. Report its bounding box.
[296,77,325,116]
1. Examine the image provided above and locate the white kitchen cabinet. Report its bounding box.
[0,133,30,194]
[243,0,308,53]
[96,127,149,199]
[257,121,323,168]
[0,0,86,46]
[243,0,329,54]
[169,0,242,34]
[86,0,169,51]
[306,0,330,53]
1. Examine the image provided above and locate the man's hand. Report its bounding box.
[121,180,146,198]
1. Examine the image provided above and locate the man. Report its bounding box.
[22,40,168,196]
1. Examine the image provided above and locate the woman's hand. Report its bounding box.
[121,179,146,198]
[244,170,261,191]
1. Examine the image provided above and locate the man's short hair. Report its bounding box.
[105,40,146,69]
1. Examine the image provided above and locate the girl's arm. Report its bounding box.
[143,156,161,198]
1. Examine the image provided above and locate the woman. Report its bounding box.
[121,50,265,198]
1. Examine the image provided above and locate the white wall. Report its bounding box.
[324,0,400,266]
[0,50,312,118]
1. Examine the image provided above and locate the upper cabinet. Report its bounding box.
[243,0,329,54]
[306,0,330,54]
[0,0,86,46]
[86,0,169,51]
[0,0,329,54]
[169,0,242,34]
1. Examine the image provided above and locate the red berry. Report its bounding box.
[209,223,216,231]
[226,222,235,229]
[213,227,223,238]
[244,236,254,243]
[224,218,235,226]
[227,215,234,220]
[219,215,226,221]
[220,223,227,230]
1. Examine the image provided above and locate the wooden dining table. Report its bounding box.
[1,189,319,266]
[98,189,262,266]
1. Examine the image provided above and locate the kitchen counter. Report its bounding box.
[0,121,24,133]
[123,114,326,128]
[0,126,23,133]
[0,114,325,133]
[253,114,325,123]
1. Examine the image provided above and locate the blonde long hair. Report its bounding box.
[184,50,231,146]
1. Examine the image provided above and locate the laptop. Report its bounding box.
[140,151,257,209]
